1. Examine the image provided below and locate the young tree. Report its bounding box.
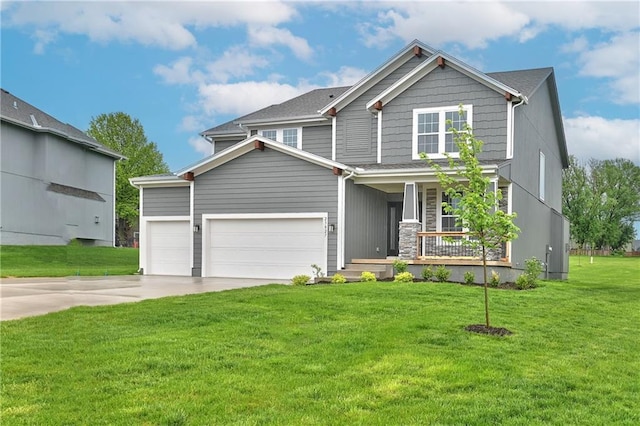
[562,156,601,252]
[424,109,519,329]
[87,112,170,245]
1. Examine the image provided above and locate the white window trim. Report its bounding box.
[259,127,302,149]
[539,151,546,201]
[412,104,473,160]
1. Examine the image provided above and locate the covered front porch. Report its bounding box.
[346,165,512,266]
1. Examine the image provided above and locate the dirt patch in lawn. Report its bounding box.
[464,324,513,336]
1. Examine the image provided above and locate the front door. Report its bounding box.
[387,202,403,256]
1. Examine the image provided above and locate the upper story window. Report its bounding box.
[412,105,473,160]
[259,128,301,149]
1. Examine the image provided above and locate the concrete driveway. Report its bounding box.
[0,275,281,321]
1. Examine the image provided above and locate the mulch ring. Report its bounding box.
[464,324,513,336]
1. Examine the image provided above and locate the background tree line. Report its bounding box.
[563,156,640,251]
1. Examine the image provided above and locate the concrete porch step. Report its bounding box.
[342,263,394,279]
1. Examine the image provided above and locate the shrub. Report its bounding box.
[434,265,451,282]
[393,259,408,273]
[516,257,543,289]
[331,273,347,284]
[394,271,414,283]
[489,270,500,287]
[464,270,475,285]
[360,271,377,282]
[421,266,434,281]
[291,275,310,286]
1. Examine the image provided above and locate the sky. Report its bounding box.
[1,0,639,174]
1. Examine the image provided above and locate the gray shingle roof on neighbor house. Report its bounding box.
[201,67,554,137]
[0,88,124,159]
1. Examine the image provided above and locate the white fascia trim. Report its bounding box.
[129,177,190,189]
[239,116,327,127]
[181,135,354,177]
[337,176,344,270]
[319,41,435,115]
[506,100,513,159]
[331,116,337,161]
[189,181,195,270]
[140,215,190,275]
[377,110,382,164]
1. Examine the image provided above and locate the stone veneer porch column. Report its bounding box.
[399,221,421,260]
[398,182,420,260]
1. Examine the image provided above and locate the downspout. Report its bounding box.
[339,170,356,270]
[237,123,250,138]
[510,97,527,155]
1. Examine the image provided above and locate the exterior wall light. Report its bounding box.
[328,224,336,233]
[94,216,100,223]
[193,224,200,233]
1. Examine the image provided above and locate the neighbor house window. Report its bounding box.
[413,105,472,159]
[539,151,546,201]
[258,128,302,149]
[441,192,463,232]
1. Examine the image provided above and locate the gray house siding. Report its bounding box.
[143,186,190,216]
[193,148,339,276]
[302,125,331,158]
[382,66,508,164]
[0,123,115,245]
[214,138,244,154]
[336,55,428,165]
[344,181,388,262]
[512,79,564,212]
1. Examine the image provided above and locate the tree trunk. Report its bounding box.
[482,245,490,327]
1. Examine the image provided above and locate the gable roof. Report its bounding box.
[319,39,436,116]
[175,135,354,178]
[366,51,526,111]
[486,67,553,99]
[0,88,124,160]
[201,86,350,137]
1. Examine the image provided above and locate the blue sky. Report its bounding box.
[1,0,638,173]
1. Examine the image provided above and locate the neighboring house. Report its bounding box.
[0,89,124,246]
[131,40,570,280]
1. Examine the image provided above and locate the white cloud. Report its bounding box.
[358,2,531,49]
[153,57,204,85]
[198,80,318,116]
[3,1,297,51]
[188,135,212,157]
[320,66,368,87]
[32,29,56,54]
[561,36,589,54]
[180,115,205,133]
[248,25,313,60]
[574,32,640,105]
[206,46,270,83]
[564,116,640,165]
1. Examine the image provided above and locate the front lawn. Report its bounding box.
[1,256,638,424]
[0,245,139,277]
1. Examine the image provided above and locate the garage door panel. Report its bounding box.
[147,220,191,276]
[206,216,327,279]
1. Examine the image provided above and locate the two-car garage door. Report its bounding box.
[202,214,328,280]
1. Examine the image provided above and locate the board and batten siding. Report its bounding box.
[142,186,190,217]
[344,180,388,261]
[336,55,429,165]
[193,148,339,276]
[301,125,331,159]
[382,66,508,164]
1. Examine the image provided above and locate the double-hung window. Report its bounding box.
[258,128,301,149]
[441,192,463,232]
[412,105,472,159]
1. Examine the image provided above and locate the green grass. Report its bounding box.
[1,256,639,424]
[0,245,139,277]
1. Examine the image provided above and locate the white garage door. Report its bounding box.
[147,220,191,276]
[204,214,327,279]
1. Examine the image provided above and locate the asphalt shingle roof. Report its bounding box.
[201,66,553,137]
[0,88,123,159]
